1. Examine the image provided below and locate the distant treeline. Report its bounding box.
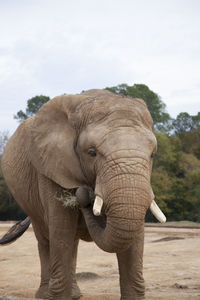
[0,84,199,221]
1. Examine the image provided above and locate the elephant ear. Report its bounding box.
[30,94,87,189]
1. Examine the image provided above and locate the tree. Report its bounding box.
[173,112,200,134]
[168,162,200,222]
[106,83,172,131]
[150,131,200,222]
[173,112,200,159]
[153,132,182,175]
[14,95,50,122]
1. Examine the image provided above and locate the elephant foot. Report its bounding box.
[72,282,82,299]
[35,281,81,299]
[35,283,49,299]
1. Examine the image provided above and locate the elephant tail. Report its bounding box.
[0,217,31,245]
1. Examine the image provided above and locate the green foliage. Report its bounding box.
[149,131,200,222]
[14,95,50,122]
[173,112,200,134]
[172,112,200,159]
[106,83,172,131]
[153,132,181,174]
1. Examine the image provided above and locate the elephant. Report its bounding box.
[0,89,166,300]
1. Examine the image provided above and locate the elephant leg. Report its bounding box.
[48,201,79,300]
[116,226,145,300]
[71,239,82,299]
[32,220,50,299]
[37,174,80,300]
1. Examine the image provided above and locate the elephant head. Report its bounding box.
[30,89,166,253]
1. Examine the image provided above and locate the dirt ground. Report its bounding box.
[0,223,200,300]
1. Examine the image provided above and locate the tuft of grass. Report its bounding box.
[56,189,79,208]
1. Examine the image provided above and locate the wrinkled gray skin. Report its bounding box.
[1,89,157,300]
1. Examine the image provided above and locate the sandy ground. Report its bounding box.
[0,223,200,300]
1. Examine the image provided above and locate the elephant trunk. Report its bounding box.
[79,175,150,253]
[82,209,145,253]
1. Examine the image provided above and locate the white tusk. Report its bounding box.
[150,200,166,223]
[93,196,103,216]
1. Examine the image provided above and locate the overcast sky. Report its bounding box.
[0,0,199,133]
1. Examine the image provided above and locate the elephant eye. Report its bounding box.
[151,152,155,159]
[88,150,97,157]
